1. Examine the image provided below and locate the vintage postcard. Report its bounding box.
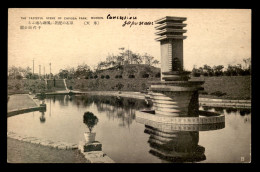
[7,8,251,163]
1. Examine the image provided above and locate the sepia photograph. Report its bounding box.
[7,8,251,163]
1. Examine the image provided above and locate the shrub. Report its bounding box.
[101,75,105,79]
[15,83,21,90]
[193,73,201,77]
[214,71,223,76]
[128,75,135,78]
[203,73,209,77]
[115,75,123,79]
[37,83,46,91]
[115,83,124,90]
[94,75,98,79]
[83,112,99,133]
[155,72,161,78]
[142,73,149,78]
[105,75,110,79]
[208,72,214,77]
[69,86,73,90]
[16,75,23,80]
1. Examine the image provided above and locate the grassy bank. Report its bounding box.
[66,78,159,92]
[190,76,251,100]
[8,76,251,100]
[68,76,251,100]
[8,79,58,95]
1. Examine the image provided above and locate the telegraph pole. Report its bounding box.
[39,65,41,79]
[49,63,51,79]
[127,45,129,64]
[33,59,34,76]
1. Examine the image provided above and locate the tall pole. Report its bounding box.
[33,59,34,76]
[44,66,45,78]
[128,45,130,64]
[39,65,41,79]
[49,63,51,79]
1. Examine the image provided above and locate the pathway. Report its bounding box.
[7,138,87,163]
[8,94,38,112]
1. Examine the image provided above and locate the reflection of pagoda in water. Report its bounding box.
[136,116,225,163]
[145,126,205,162]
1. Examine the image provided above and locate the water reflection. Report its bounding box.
[145,125,206,163]
[39,109,46,123]
[202,106,251,116]
[45,95,152,128]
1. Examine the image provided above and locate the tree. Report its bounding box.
[225,65,237,76]
[234,64,244,75]
[62,67,76,79]
[191,67,201,77]
[20,66,31,78]
[75,63,92,78]
[203,64,214,76]
[243,58,251,70]
[26,72,33,79]
[8,66,19,79]
[213,65,224,76]
[132,53,142,64]
[58,69,69,79]
[97,61,109,70]
[242,58,251,75]
[116,55,125,66]
[152,59,160,67]
[83,112,99,133]
[142,53,154,66]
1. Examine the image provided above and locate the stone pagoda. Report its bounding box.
[135,16,225,163]
[136,16,225,125]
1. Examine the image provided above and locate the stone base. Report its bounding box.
[84,141,102,152]
[148,80,204,117]
[135,110,225,132]
[78,141,114,163]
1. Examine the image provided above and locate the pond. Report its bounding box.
[7,95,251,163]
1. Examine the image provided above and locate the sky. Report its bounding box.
[8,8,251,74]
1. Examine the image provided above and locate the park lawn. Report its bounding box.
[191,76,251,100]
